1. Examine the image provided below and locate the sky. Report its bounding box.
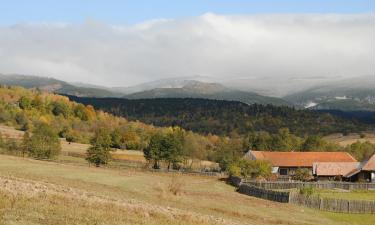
[0,1,375,91]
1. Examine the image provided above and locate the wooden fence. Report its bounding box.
[230,177,375,213]
[228,176,243,187]
[289,191,375,214]
[238,184,290,203]
[244,180,375,190]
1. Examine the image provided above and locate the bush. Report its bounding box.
[27,123,61,159]
[168,176,185,196]
[228,164,241,177]
[299,186,316,197]
[293,168,313,182]
[65,130,81,143]
[228,159,272,179]
[18,96,32,109]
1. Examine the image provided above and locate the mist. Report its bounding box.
[0,13,374,95]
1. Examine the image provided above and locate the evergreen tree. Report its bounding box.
[86,128,113,167]
[144,133,164,169]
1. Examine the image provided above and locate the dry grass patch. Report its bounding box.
[0,155,373,225]
[324,132,375,146]
[0,175,235,225]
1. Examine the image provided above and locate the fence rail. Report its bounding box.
[289,191,375,214]
[229,177,375,213]
[244,180,375,190]
[238,184,290,203]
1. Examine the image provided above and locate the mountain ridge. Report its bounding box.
[123,80,291,106]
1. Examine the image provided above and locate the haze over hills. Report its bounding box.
[124,80,291,106]
[0,74,291,106]
[0,74,121,98]
[285,75,375,111]
[3,73,375,111]
[112,75,214,94]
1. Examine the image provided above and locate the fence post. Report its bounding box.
[348,200,350,214]
[319,197,323,210]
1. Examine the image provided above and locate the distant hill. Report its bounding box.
[112,76,214,94]
[0,74,121,97]
[66,96,367,136]
[284,76,375,111]
[123,81,291,106]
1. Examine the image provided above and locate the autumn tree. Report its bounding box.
[143,128,184,170]
[27,123,61,159]
[228,159,272,179]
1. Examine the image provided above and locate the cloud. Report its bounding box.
[0,13,374,89]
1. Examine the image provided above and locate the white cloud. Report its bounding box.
[0,13,374,92]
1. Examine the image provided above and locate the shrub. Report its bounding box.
[168,176,185,196]
[228,163,241,177]
[299,186,316,197]
[229,159,272,179]
[293,168,313,182]
[0,132,4,148]
[27,123,61,159]
[65,130,81,143]
[18,96,32,109]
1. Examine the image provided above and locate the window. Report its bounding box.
[279,168,288,175]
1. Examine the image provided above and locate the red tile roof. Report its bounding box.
[248,151,357,167]
[313,162,361,176]
[362,154,375,171]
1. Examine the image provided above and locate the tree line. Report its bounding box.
[66,96,368,137]
[0,85,374,175]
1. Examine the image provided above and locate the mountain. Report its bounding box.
[112,75,214,94]
[123,80,291,106]
[284,76,375,111]
[0,74,121,97]
[66,96,367,136]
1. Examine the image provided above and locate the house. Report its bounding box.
[345,154,375,182]
[244,150,358,179]
[313,162,361,181]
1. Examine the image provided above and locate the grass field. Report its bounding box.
[324,132,375,146]
[1,124,375,224]
[1,155,375,225]
[317,189,375,201]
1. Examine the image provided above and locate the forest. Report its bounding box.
[66,96,368,137]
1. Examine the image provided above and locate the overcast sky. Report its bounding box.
[0,12,375,87]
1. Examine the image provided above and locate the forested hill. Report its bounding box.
[66,96,367,136]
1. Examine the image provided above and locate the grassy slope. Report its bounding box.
[0,155,374,225]
[324,132,375,146]
[317,190,375,201]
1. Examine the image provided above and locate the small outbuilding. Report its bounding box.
[345,154,375,182]
[313,162,361,181]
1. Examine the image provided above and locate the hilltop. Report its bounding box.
[0,74,291,106]
[0,74,121,97]
[124,80,290,106]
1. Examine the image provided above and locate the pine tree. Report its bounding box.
[86,128,113,167]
